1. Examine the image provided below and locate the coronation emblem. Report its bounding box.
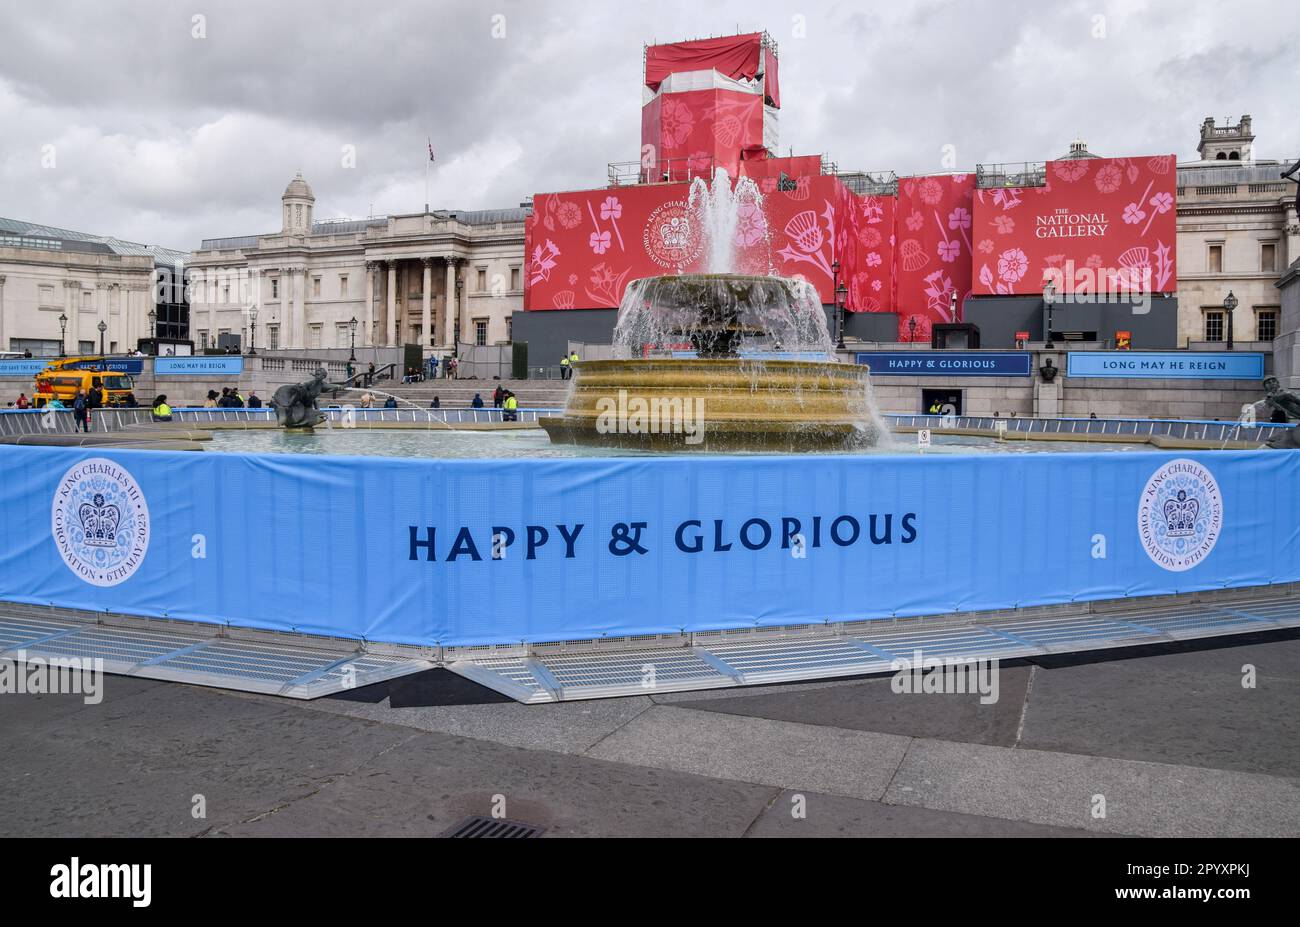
[52,458,150,587]
[1137,458,1221,572]
[643,200,703,269]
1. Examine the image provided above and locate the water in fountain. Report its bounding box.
[556,168,893,450]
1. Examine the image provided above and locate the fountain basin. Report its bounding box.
[540,357,881,452]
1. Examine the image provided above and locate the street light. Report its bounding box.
[1042,280,1057,350]
[348,316,358,361]
[58,313,68,357]
[248,307,259,355]
[1223,291,1238,351]
[97,320,107,357]
[907,316,917,343]
[834,282,848,351]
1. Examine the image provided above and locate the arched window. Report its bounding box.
[1215,152,1227,160]
[1228,151,1240,160]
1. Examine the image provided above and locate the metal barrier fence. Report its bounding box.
[885,413,1287,444]
[2,407,1289,442]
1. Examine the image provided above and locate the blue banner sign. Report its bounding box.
[154,356,244,376]
[1067,352,1265,380]
[64,359,145,375]
[1,446,1296,648]
[854,352,1032,377]
[0,360,49,377]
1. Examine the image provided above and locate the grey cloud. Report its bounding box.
[0,0,1294,252]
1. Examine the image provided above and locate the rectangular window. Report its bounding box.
[474,319,488,346]
[1203,310,1224,342]
[1261,242,1277,274]
[312,277,321,298]
[82,291,92,309]
[477,268,487,292]
[309,324,322,349]
[271,278,279,299]
[1256,310,1278,342]
[1207,243,1223,274]
[510,267,520,291]
[198,329,208,348]
[267,324,280,351]
[335,323,350,347]
[339,275,348,297]
[506,317,512,342]
[79,340,94,354]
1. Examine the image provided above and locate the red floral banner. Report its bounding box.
[525,176,865,311]
[970,155,1177,297]
[644,34,764,92]
[892,174,977,341]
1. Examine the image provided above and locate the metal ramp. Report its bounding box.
[445,586,1300,703]
[0,603,435,699]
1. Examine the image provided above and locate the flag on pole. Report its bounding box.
[428,139,435,163]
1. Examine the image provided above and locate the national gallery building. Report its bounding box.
[187,174,527,354]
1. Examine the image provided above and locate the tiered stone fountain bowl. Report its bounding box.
[540,273,883,452]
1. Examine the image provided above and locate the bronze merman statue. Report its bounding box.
[1283,158,1300,214]
[1259,377,1300,449]
[270,367,348,430]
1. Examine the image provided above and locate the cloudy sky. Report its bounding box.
[1,0,1295,252]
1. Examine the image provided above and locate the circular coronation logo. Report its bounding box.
[643,200,703,269]
[51,458,150,587]
[1137,458,1222,572]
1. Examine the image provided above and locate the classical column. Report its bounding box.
[457,259,468,347]
[1285,203,1299,270]
[442,258,456,348]
[386,260,397,347]
[421,258,433,349]
[0,275,6,352]
[279,265,290,349]
[293,266,306,350]
[364,261,375,347]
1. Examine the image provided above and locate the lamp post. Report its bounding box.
[1042,280,1057,350]
[97,320,107,356]
[1223,291,1238,351]
[348,316,358,361]
[147,309,157,343]
[830,260,844,349]
[834,281,848,351]
[248,307,258,355]
[58,313,67,357]
[907,316,917,344]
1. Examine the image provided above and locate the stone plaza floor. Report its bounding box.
[2,627,1298,838]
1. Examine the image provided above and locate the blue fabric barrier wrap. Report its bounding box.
[1,445,1297,647]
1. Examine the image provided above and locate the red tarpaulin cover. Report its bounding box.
[524,176,861,310]
[763,45,780,108]
[640,89,765,183]
[645,34,763,91]
[969,154,1178,297]
[893,174,977,341]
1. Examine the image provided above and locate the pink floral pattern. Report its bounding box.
[997,248,1029,283]
[1094,163,1122,194]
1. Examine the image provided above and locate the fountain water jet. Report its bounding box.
[541,170,891,452]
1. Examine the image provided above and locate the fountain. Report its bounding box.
[540,170,889,452]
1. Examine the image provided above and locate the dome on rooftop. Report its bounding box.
[283,172,315,200]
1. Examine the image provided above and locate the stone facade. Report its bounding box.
[1175,116,1298,348]
[188,174,528,358]
[0,219,185,357]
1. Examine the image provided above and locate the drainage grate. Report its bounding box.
[442,815,545,838]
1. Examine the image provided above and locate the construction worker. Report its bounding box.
[569,350,579,373]
[559,354,570,380]
[503,391,519,422]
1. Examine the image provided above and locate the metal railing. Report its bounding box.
[607,156,714,186]
[976,161,1047,189]
[886,413,1286,444]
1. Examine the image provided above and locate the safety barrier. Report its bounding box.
[886,413,1286,444]
[2,444,1297,649]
